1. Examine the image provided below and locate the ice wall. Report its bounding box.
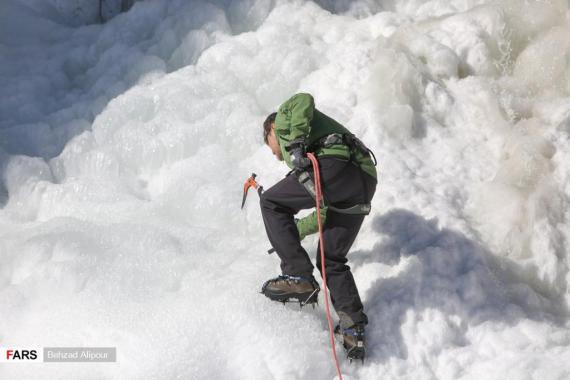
[1,0,570,379]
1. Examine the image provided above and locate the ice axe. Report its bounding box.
[241,174,276,255]
[241,173,263,209]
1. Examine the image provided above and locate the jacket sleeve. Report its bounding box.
[296,206,328,240]
[275,93,315,142]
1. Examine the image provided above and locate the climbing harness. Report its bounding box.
[311,132,377,166]
[297,133,375,216]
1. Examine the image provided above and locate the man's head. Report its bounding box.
[263,112,282,161]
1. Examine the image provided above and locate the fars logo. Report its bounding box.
[1,348,40,362]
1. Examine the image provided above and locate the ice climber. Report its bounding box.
[260,93,378,360]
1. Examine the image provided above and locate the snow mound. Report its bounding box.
[1,1,570,379]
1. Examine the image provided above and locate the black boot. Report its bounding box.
[335,324,365,362]
[261,275,320,305]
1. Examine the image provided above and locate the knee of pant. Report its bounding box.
[316,256,348,271]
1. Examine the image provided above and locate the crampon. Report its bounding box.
[335,324,366,363]
[261,275,320,308]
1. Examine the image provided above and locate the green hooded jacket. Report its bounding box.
[273,93,377,240]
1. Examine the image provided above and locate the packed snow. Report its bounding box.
[1,0,570,379]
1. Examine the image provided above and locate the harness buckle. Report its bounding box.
[321,133,344,147]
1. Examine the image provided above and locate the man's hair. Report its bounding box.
[263,112,277,144]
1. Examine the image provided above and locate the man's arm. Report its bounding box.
[296,206,328,240]
[275,93,315,141]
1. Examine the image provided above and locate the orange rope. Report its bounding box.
[306,152,343,380]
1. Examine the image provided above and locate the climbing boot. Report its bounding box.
[335,324,366,362]
[261,275,320,305]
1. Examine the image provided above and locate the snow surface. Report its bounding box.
[1,0,570,379]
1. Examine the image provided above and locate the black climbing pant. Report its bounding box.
[260,157,377,327]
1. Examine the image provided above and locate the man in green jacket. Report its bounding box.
[260,93,377,360]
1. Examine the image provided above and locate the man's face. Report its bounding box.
[267,123,283,161]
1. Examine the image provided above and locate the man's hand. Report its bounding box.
[287,138,311,170]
